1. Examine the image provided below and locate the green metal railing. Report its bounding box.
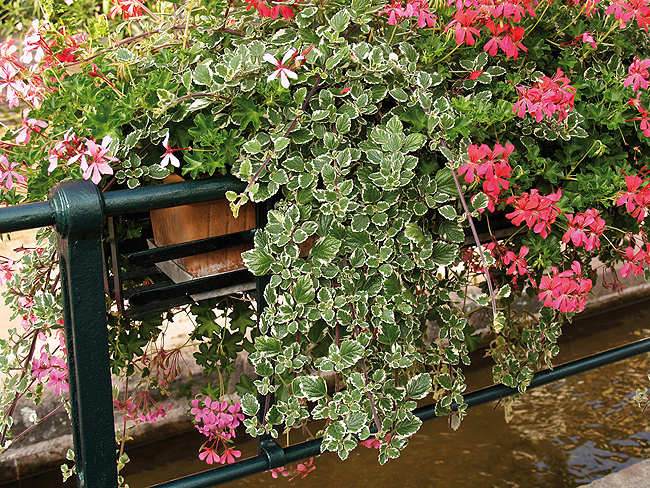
[0,178,649,488]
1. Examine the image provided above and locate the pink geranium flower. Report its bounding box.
[0,155,27,191]
[264,48,302,89]
[80,136,117,185]
[15,118,47,144]
[624,57,650,91]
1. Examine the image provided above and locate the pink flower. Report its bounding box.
[220,447,242,464]
[80,136,116,185]
[0,155,27,191]
[109,0,145,19]
[15,118,47,144]
[114,390,171,424]
[48,130,85,173]
[562,209,606,251]
[379,1,408,25]
[0,259,12,286]
[446,9,481,46]
[32,352,69,395]
[271,467,290,478]
[264,49,301,89]
[160,133,180,168]
[340,87,352,95]
[624,57,650,92]
[513,69,576,122]
[20,19,49,66]
[580,32,597,50]
[620,246,647,277]
[198,447,220,465]
[537,262,592,313]
[504,245,529,276]
[245,0,274,18]
[605,0,635,25]
[506,189,562,239]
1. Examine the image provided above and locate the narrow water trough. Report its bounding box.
[2,292,649,488]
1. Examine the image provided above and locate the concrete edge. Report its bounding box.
[579,459,650,487]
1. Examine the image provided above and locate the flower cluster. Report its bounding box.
[624,57,650,91]
[506,189,562,238]
[513,69,576,122]
[458,142,514,211]
[620,244,648,277]
[190,398,244,465]
[245,0,299,20]
[47,135,116,185]
[444,0,536,59]
[562,209,606,252]
[378,0,437,27]
[605,0,650,29]
[0,21,87,110]
[616,174,650,222]
[109,0,146,20]
[484,241,530,281]
[270,458,316,480]
[538,261,593,313]
[15,118,47,145]
[0,258,12,286]
[140,345,186,388]
[114,390,171,424]
[32,352,69,395]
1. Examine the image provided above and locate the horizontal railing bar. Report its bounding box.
[416,335,650,422]
[150,336,650,488]
[128,269,255,307]
[122,296,194,318]
[0,177,246,234]
[128,230,255,267]
[103,177,246,216]
[0,201,54,233]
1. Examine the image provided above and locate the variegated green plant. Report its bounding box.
[2,0,650,474]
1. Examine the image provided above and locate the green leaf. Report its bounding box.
[339,340,364,369]
[471,192,488,212]
[242,247,275,275]
[294,375,327,401]
[233,98,265,131]
[330,10,351,33]
[438,205,457,220]
[431,242,458,266]
[193,64,213,86]
[274,136,291,153]
[394,412,422,437]
[336,113,352,134]
[407,373,432,400]
[310,236,341,264]
[404,223,425,246]
[436,373,453,390]
[345,411,367,433]
[241,393,260,416]
[294,275,315,304]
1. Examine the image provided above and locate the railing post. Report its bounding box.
[51,180,118,488]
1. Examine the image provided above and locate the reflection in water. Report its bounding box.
[2,306,649,488]
[508,352,650,486]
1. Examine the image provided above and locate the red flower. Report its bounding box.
[506,189,562,238]
[538,261,592,313]
[504,245,529,276]
[624,57,650,91]
[562,209,606,251]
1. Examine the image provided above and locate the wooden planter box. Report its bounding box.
[149,175,256,299]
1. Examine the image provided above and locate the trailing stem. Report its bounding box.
[450,168,499,319]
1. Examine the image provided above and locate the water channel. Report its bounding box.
[4,297,650,488]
